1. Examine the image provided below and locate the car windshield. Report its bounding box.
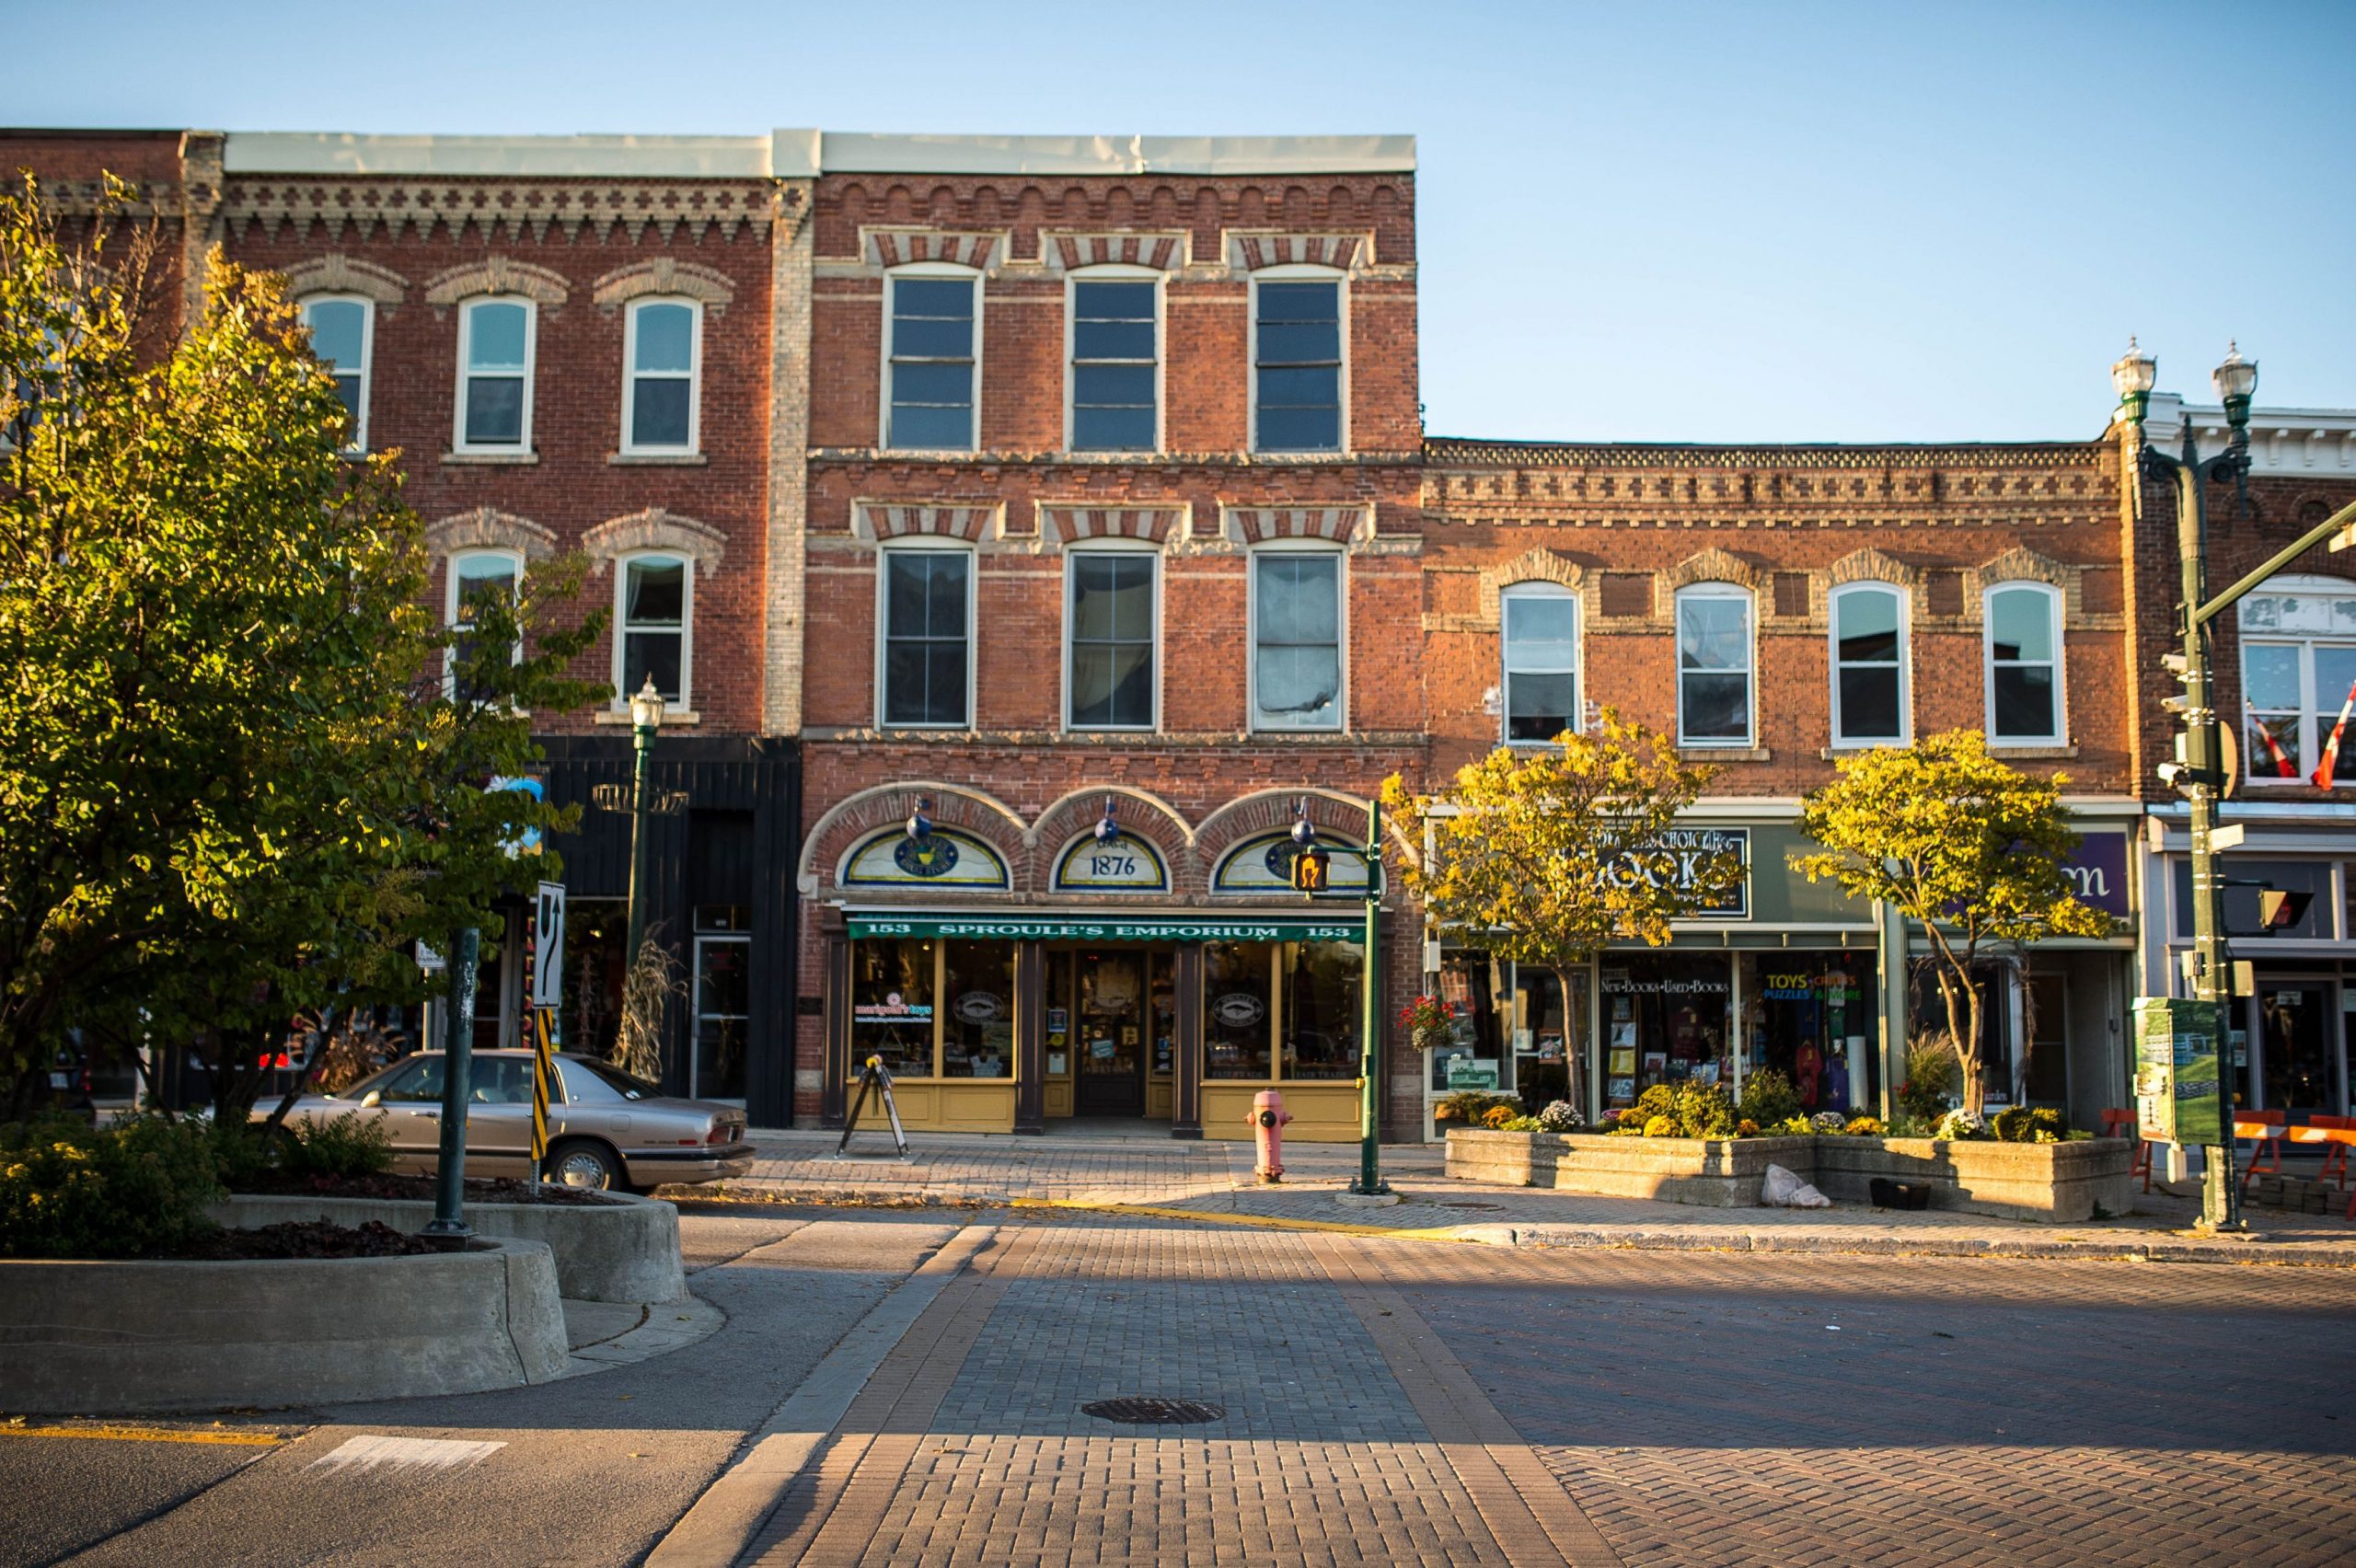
[569,1059,657,1101]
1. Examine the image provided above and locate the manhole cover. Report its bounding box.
[1082,1397,1226,1425]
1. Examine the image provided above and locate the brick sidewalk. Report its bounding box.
[716,1128,2356,1267]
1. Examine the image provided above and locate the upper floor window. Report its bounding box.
[1501,582,1578,744]
[456,297,535,452]
[1067,548,1158,730]
[1252,548,1344,731]
[1252,271,1343,454]
[300,295,373,452]
[445,548,520,701]
[1830,582,1908,746]
[1983,582,2063,744]
[1676,583,1754,746]
[618,553,691,709]
[1068,273,1157,453]
[880,548,974,727]
[884,269,978,451]
[2240,580,2356,783]
[623,298,700,454]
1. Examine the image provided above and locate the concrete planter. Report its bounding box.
[213,1190,686,1304]
[1447,1129,2135,1223]
[0,1238,566,1415]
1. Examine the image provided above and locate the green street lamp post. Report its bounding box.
[622,675,664,968]
[2116,340,2356,1232]
[422,924,479,1245]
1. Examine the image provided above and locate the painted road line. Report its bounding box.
[1010,1195,1467,1240]
[0,1424,285,1447]
[306,1435,505,1473]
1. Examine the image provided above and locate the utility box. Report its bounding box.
[2133,997,2224,1147]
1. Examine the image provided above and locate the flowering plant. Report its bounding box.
[1934,1107,1991,1141]
[1399,995,1455,1047]
[1537,1100,1583,1133]
[1809,1111,1848,1133]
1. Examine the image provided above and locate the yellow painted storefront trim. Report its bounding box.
[1011,1197,1461,1241]
[1201,1080,1360,1142]
[867,1079,1017,1134]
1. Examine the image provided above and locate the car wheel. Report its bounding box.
[548,1138,624,1192]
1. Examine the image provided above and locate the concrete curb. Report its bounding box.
[1461,1222,2356,1268]
[706,1180,999,1208]
[553,1292,726,1378]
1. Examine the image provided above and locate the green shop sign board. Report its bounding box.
[848,915,1364,945]
[2132,997,2223,1147]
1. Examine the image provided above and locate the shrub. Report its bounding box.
[283,1112,396,1180]
[1934,1107,1991,1141]
[1642,1114,1677,1137]
[1737,1067,1800,1128]
[1438,1090,1519,1125]
[1899,1035,1963,1123]
[1634,1084,1678,1121]
[0,1115,223,1260]
[1843,1115,1885,1136]
[1772,1115,1813,1136]
[1481,1103,1520,1130]
[1671,1081,1738,1138]
[1536,1100,1583,1133]
[1737,1118,1760,1136]
[1498,1114,1545,1133]
[1991,1106,2066,1144]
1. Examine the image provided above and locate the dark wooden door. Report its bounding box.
[1075,951,1146,1116]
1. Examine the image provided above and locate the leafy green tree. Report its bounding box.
[1790,730,2111,1113]
[0,176,606,1118]
[1382,712,1741,1110]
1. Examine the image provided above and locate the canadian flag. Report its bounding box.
[2312,678,2356,790]
[2249,704,2300,778]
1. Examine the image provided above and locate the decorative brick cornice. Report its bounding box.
[860,227,1005,271]
[852,502,999,543]
[1039,231,1192,273]
[582,507,726,575]
[423,256,570,311]
[592,258,736,316]
[219,178,778,244]
[423,506,557,561]
[280,253,409,310]
[1223,231,1370,272]
[1037,504,1185,548]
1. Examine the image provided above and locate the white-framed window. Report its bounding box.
[1250,546,1345,732]
[883,266,980,452]
[1067,267,1159,453]
[878,545,976,728]
[1829,582,1909,746]
[300,294,373,452]
[622,297,701,455]
[1676,583,1754,746]
[1983,582,2064,744]
[2239,577,2356,783]
[616,552,691,709]
[445,548,522,701]
[1065,545,1159,731]
[455,296,536,453]
[1501,582,1578,744]
[1250,266,1345,455]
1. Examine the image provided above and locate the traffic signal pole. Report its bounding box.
[1354,796,1389,1198]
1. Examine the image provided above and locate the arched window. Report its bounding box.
[884,265,980,451]
[445,548,521,701]
[1983,582,2063,744]
[616,551,692,710]
[1829,582,1908,746]
[299,294,373,453]
[454,296,536,453]
[622,297,701,455]
[1676,582,1754,746]
[1501,582,1579,744]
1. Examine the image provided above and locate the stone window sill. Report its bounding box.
[595,709,700,726]
[609,451,709,466]
[1678,745,1772,763]
[1988,744,2078,759]
[443,450,540,466]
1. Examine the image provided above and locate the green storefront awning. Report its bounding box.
[847,914,1364,944]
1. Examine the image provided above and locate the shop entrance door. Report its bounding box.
[2256,981,2343,1116]
[1074,949,1149,1118]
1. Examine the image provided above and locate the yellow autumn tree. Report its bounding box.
[1791,730,2113,1113]
[1381,711,1741,1110]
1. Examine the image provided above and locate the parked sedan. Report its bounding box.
[260,1049,752,1192]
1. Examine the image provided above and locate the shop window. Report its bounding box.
[1251,271,1344,454]
[617,552,690,709]
[1204,941,1275,1080]
[2238,580,2356,782]
[1204,939,1361,1083]
[1600,954,1733,1111]
[456,296,535,452]
[1675,584,1753,746]
[2170,857,2331,941]
[1282,941,1360,1081]
[1983,582,2063,744]
[1428,949,1508,1101]
[1829,582,1907,746]
[300,294,372,452]
[880,548,974,728]
[1067,550,1157,730]
[1251,549,1344,731]
[1908,963,2015,1107]
[2024,972,2068,1106]
[884,269,979,451]
[1738,954,1869,1115]
[445,548,520,701]
[691,919,748,1101]
[1501,582,1578,744]
[1509,967,1583,1111]
[941,940,1014,1079]
[850,937,938,1079]
[623,298,700,454]
[1068,273,1158,452]
[2257,984,2336,1112]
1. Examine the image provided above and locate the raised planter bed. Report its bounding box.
[212,1189,685,1304]
[0,1238,567,1415]
[1447,1128,2135,1223]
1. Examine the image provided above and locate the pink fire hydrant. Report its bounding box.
[1251,1089,1292,1183]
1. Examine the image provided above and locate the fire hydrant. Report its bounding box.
[1250,1089,1292,1183]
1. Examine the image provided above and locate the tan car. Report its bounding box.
[263,1048,752,1192]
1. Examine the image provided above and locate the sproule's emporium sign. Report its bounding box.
[847,916,1363,945]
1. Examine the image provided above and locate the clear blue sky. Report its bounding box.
[12,0,2351,443]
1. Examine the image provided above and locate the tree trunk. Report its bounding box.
[1552,966,1585,1116]
[1959,976,1986,1115]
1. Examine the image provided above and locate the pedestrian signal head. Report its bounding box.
[1291,846,1331,893]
